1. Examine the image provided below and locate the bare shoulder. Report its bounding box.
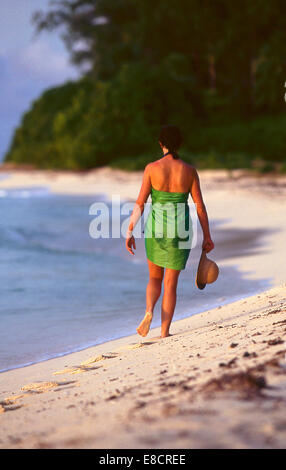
[182,160,196,170]
[144,161,155,174]
[181,161,197,178]
[144,159,161,174]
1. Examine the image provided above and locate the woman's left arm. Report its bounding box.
[125,164,151,255]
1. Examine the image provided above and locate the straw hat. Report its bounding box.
[195,249,219,290]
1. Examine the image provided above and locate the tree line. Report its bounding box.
[5,0,286,171]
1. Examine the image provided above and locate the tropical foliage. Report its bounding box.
[5,0,286,170]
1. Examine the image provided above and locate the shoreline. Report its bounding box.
[0,283,269,375]
[1,284,286,448]
[2,166,285,375]
[1,165,286,199]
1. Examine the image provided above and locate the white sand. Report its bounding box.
[1,285,286,448]
[1,167,286,448]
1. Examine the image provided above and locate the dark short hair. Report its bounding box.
[158,125,182,159]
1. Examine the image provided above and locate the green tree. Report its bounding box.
[6,0,286,170]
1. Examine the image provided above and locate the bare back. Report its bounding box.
[134,154,204,213]
[148,155,194,193]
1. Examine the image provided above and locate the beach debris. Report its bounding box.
[230,342,238,348]
[243,351,257,358]
[201,371,267,399]
[219,357,237,368]
[272,320,286,326]
[265,308,283,316]
[159,378,193,392]
[267,337,284,346]
[106,393,121,401]
[134,400,147,409]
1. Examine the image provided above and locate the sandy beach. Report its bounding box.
[1,285,286,449]
[1,166,286,448]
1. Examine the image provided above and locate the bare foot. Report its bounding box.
[160,333,172,338]
[136,311,153,337]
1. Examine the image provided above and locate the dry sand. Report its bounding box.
[1,166,286,448]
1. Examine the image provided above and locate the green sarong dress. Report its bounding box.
[144,187,192,270]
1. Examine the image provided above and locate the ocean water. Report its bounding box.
[0,185,269,373]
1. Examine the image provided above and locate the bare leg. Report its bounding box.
[137,260,164,337]
[161,268,181,338]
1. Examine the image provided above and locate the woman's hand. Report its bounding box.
[126,235,136,255]
[202,236,214,253]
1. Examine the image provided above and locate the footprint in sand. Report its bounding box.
[21,382,59,393]
[121,341,156,351]
[81,352,119,365]
[142,340,158,346]
[0,394,27,413]
[71,365,102,375]
[53,368,80,376]
[0,403,24,413]
[53,364,102,376]
[3,394,24,404]
[102,352,119,359]
[53,353,119,376]
[21,381,77,393]
[124,343,144,350]
[53,342,158,378]
[79,355,105,367]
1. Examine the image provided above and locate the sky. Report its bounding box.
[0,0,80,161]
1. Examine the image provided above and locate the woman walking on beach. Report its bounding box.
[126,125,214,338]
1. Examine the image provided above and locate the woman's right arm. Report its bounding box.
[125,164,151,255]
[190,167,214,253]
